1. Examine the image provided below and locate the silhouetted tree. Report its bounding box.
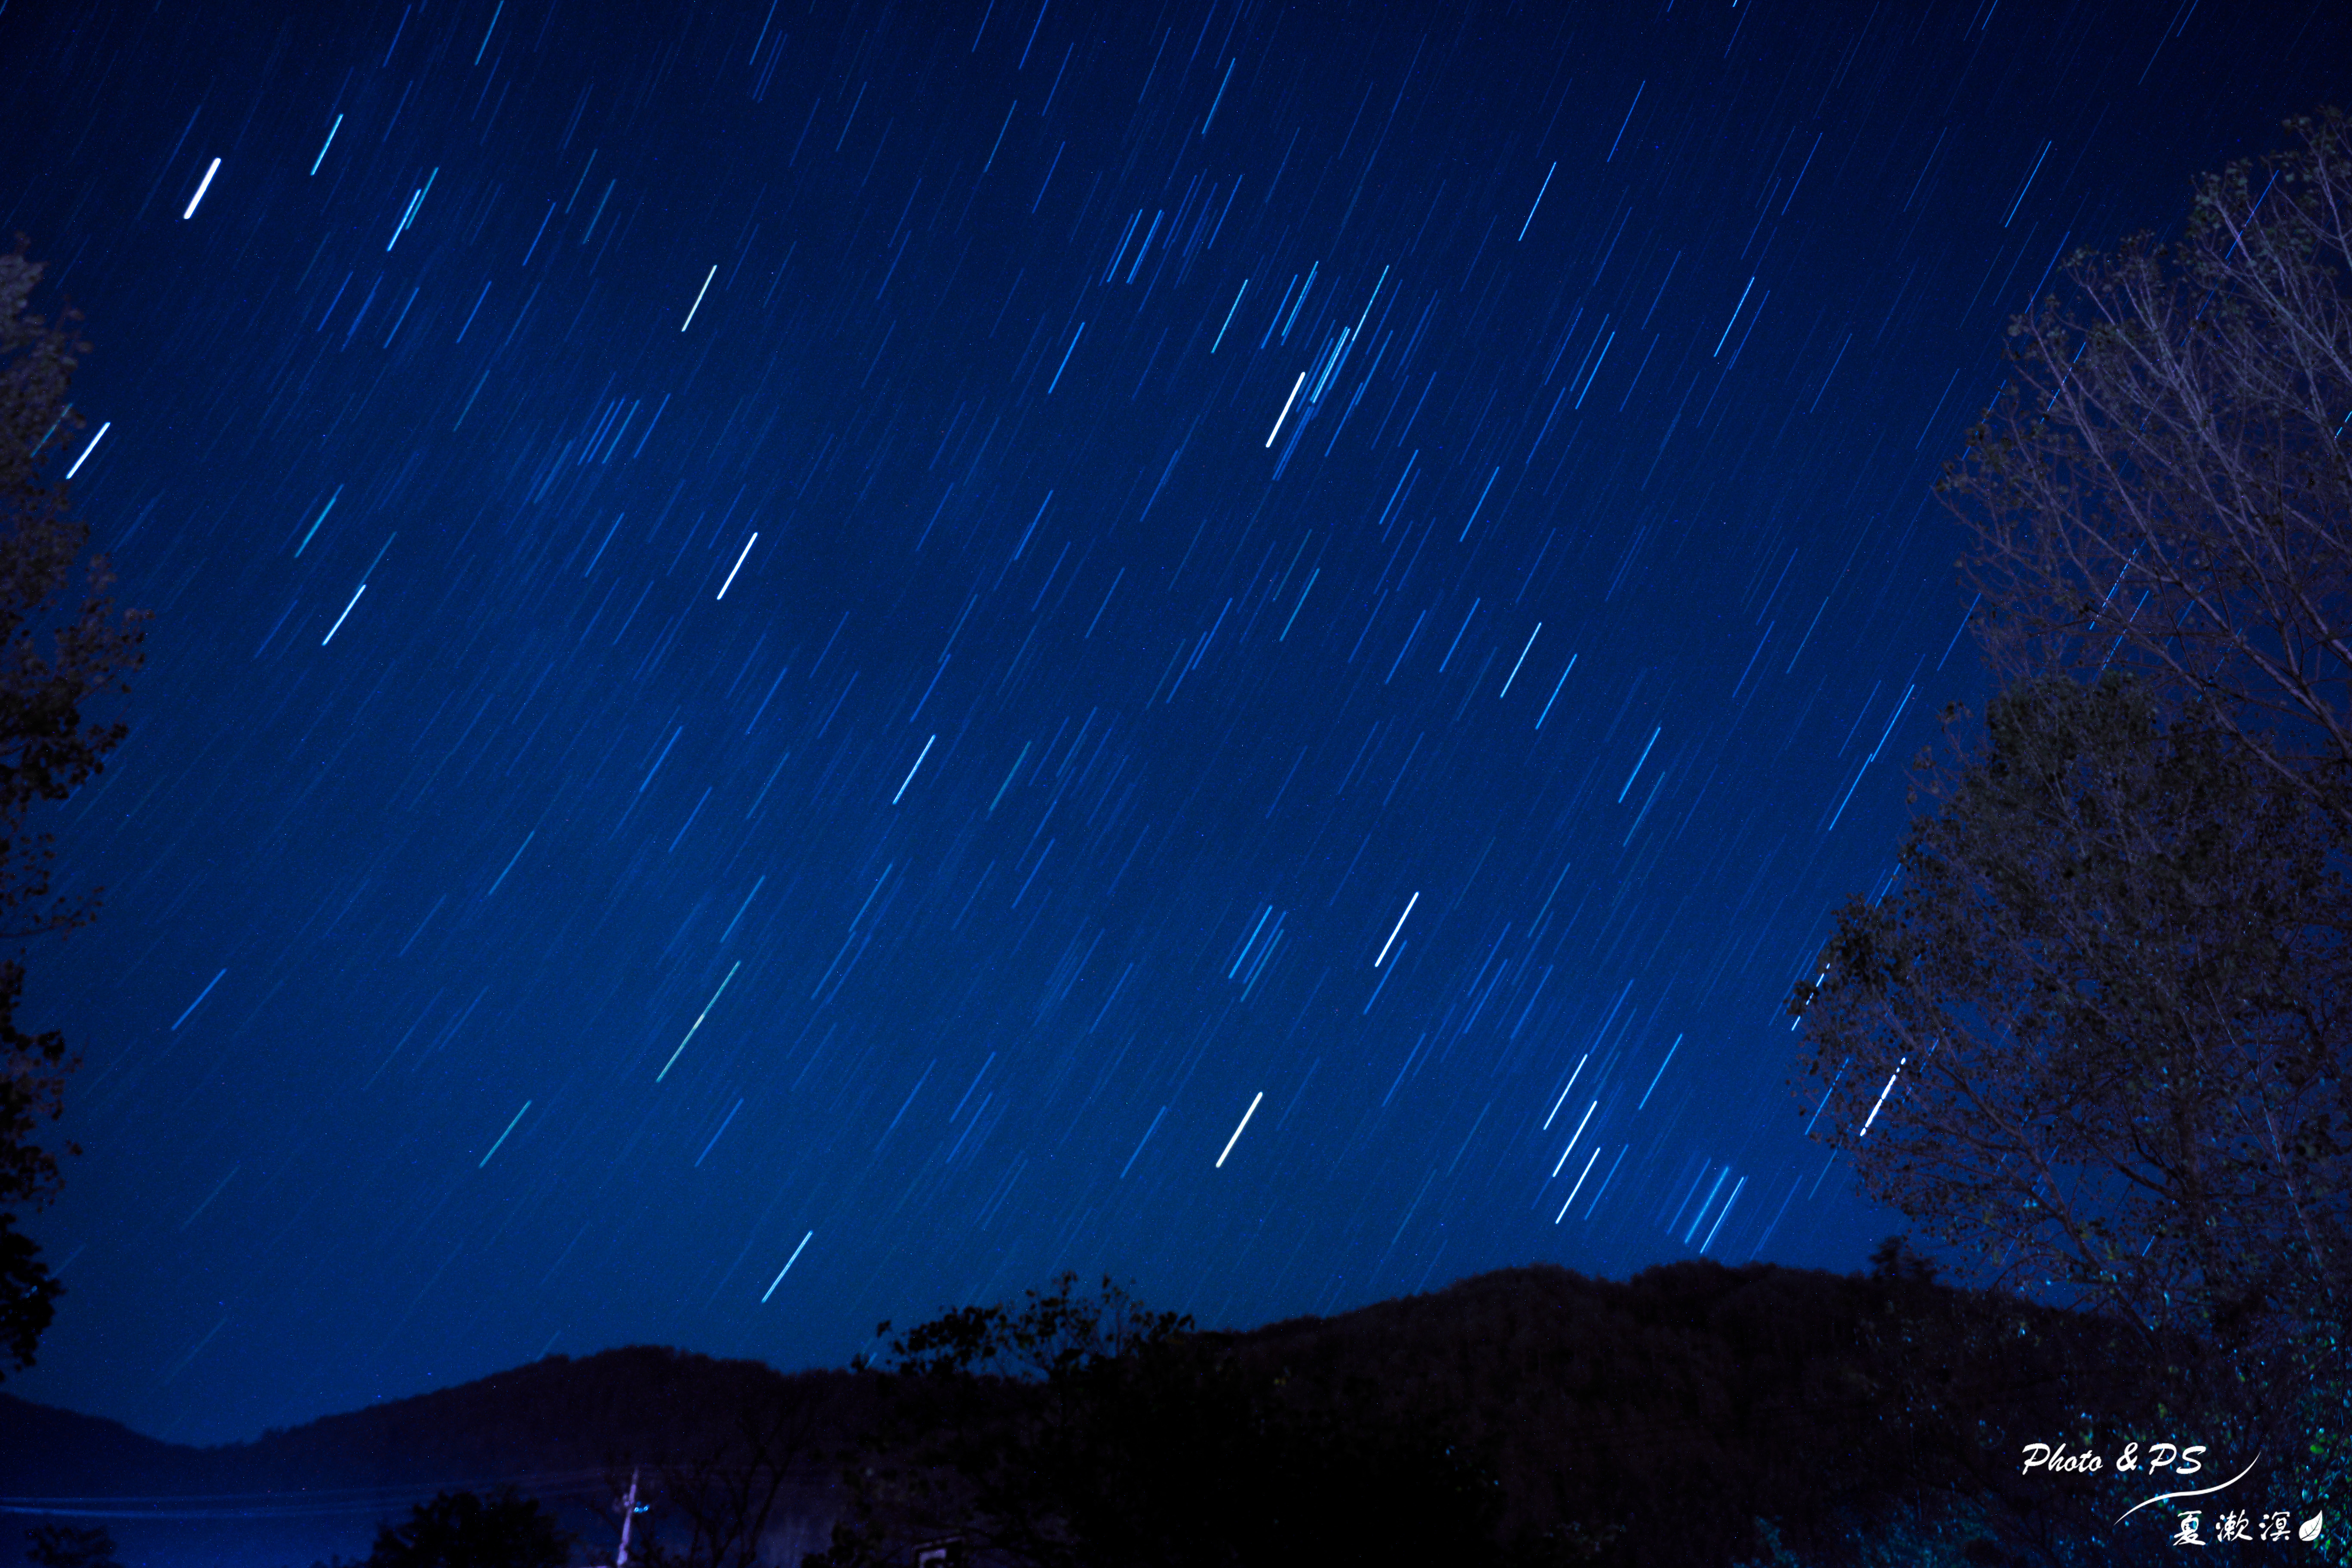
[361,1488,574,1568]
[22,1523,120,1568]
[811,1272,1544,1568]
[0,240,147,1376]
[606,1372,827,1568]
[1935,108,2352,1548]
[1788,673,2352,1550]
[0,1209,57,1372]
[1943,110,2352,840]
[1793,674,2350,1353]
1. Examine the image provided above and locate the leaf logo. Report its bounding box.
[2300,1513,2324,1543]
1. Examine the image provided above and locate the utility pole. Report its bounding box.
[614,1468,641,1568]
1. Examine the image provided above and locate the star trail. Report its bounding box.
[3,0,2346,1448]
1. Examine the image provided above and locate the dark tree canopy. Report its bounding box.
[0,241,147,1376]
[363,1488,575,1568]
[813,1272,1546,1568]
[1788,675,2352,1527]
[1790,673,2352,1357]
[22,1523,120,1568]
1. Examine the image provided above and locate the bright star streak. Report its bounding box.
[1701,1177,1744,1253]
[182,157,220,220]
[321,583,366,645]
[478,1100,532,1168]
[1542,1054,1587,1130]
[1047,322,1084,394]
[1535,653,1578,728]
[1858,1058,1905,1138]
[1638,1033,1682,1110]
[1516,160,1556,241]
[1265,372,1305,447]
[309,116,342,176]
[1714,276,1756,356]
[1618,726,1662,802]
[717,532,757,599]
[1374,891,1418,968]
[893,734,936,804]
[1215,1091,1264,1167]
[761,1231,814,1302]
[1120,1106,1167,1180]
[170,969,227,1031]
[656,960,742,1082]
[296,487,340,557]
[1557,1145,1603,1221]
[680,265,717,331]
[1210,280,1247,352]
[1549,1100,1596,1178]
[1499,622,1541,697]
[64,421,110,478]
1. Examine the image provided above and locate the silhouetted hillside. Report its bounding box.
[0,1394,196,1495]
[1,1348,877,1567]
[236,1344,879,1494]
[1220,1257,2210,1565]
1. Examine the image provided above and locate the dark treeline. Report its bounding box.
[809,1251,2238,1568]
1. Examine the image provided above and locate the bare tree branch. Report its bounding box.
[1945,109,2352,835]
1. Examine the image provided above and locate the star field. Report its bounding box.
[3,0,2345,1446]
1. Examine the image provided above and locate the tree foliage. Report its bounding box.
[1787,674,2352,1540]
[361,1488,575,1568]
[0,240,147,1377]
[0,1208,58,1371]
[1790,673,2351,1360]
[21,1524,120,1568]
[809,1271,1536,1568]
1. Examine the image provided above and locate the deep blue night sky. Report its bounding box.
[3,0,2345,1448]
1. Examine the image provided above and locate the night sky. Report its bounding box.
[3,0,2345,1450]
